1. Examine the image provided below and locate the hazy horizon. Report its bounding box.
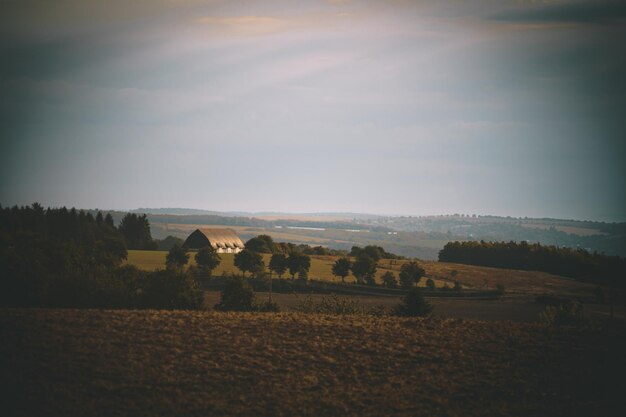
[2,1,625,222]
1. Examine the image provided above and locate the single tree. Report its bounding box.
[269,253,287,279]
[381,271,397,288]
[214,277,256,311]
[287,253,311,280]
[399,261,425,289]
[351,254,377,284]
[234,249,264,278]
[195,245,221,277]
[394,288,433,317]
[166,244,189,270]
[245,235,277,254]
[332,257,352,283]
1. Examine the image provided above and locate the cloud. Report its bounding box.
[196,15,293,35]
[490,0,626,25]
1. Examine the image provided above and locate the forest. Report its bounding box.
[0,203,201,309]
[438,240,626,286]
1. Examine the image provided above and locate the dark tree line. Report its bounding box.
[439,240,626,286]
[0,203,201,308]
[244,234,347,257]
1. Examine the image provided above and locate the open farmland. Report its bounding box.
[2,309,624,417]
[126,250,595,296]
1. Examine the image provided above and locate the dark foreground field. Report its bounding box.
[1,309,625,417]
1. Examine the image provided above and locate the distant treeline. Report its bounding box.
[439,240,626,286]
[0,203,202,309]
[369,215,626,258]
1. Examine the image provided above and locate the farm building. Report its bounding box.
[182,228,245,253]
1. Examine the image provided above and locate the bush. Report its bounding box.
[394,288,433,317]
[142,269,203,310]
[453,281,462,292]
[399,262,425,288]
[381,271,398,288]
[214,277,256,311]
[539,301,585,327]
[495,284,505,296]
[165,244,189,270]
[425,278,436,291]
[295,294,364,315]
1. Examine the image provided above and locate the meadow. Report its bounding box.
[126,250,594,296]
[2,308,623,417]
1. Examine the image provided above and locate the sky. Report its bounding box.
[1,0,625,221]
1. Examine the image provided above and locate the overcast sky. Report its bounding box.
[1,0,624,221]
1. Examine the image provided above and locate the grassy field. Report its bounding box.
[2,308,624,417]
[126,250,594,296]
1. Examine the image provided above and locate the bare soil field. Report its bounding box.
[1,309,625,417]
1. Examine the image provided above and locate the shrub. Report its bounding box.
[399,262,425,288]
[495,284,506,296]
[394,288,433,317]
[539,301,585,327]
[295,294,364,315]
[381,271,398,288]
[214,277,256,311]
[298,268,308,282]
[453,281,462,292]
[142,269,203,310]
[165,244,189,270]
[425,278,436,291]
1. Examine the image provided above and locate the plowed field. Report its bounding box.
[1,309,624,417]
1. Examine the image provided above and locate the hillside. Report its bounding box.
[2,309,623,417]
[125,251,594,296]
[84,209,626,259]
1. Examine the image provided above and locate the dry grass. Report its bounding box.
[126,251,595,296]
[1,309,624,417]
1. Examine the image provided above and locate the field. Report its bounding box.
[2,308,624,417]
[148,222,448,259]
[126,250,594,296]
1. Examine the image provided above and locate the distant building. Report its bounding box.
[182,228,245,253]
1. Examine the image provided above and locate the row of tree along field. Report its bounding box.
[439,240,625,287]
[164,236,433,291]
[0,203,431,311]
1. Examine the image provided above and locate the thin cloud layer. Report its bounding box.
[1,0,624,221]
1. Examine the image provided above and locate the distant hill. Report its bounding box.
[109,208,626,258]
[131,208,379,221]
